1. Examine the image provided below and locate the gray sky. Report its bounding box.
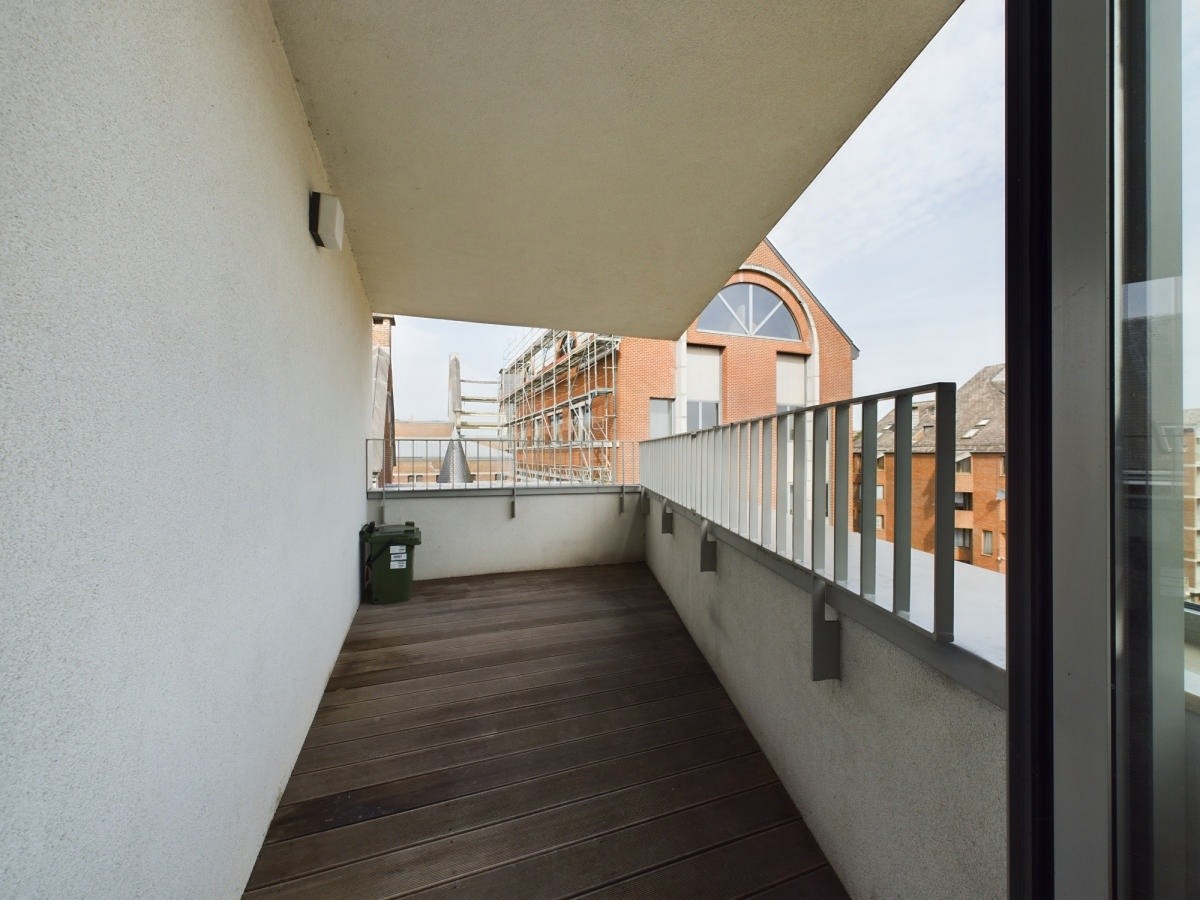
[393,0,1197,420]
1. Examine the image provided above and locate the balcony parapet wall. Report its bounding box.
[644,494,1006,899]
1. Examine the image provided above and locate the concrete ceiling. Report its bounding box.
[271,1,960,339]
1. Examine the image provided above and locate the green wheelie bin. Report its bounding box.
[360,522,422,604]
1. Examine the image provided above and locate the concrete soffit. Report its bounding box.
[270,0,960,339]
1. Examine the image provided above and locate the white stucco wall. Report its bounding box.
[645,498,1007,900]
[0,4,371,896]
[380,491,646,581]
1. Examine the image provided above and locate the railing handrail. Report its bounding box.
[638,381,955,440]
[366,433,643,490]
[639,381,961,647]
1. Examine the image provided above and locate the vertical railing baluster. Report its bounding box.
[860,400,878,600]
[687,434,694,510]
[933,382,956,641]
[761,418,774,550]
[716,428,726,528]
[700,432,710,520]
[749,420,761,544]
[893,393,913,617]
[812,408,828,574]
[732,425,740,531]
[792,410,807,567]
[834,404,849,585]
[738,424,749,537]
[776,413,788,558]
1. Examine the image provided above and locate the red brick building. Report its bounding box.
[1186,410,1200,603]
[853,364,1008,574]
[500,239,857,482]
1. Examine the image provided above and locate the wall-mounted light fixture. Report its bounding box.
[308,191,344,250]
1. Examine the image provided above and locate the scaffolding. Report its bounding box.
[498,329,621,483]
[448,353,502,436]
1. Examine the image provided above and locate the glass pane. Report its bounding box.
[686,400,699,432]
[697,295,741,334]
[1113,0,1191,893]
[753,287,802,340]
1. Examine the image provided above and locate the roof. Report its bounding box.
[761,237,859,357]
[865,364,1007,455]
[394,420,455,439]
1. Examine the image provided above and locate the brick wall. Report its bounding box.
[853,450,1007,574]
[503,241,856,485]
[615,240,856,481]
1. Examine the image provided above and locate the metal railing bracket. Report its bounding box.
[811,579,842,682]
[699,519,717,573]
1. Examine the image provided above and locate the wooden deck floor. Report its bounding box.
[244,563,847,899]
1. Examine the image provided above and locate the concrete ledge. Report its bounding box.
[380,490,645,580]
[642,489,1006,707]
[645,494,1007,900]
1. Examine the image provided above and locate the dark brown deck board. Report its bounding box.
[309,647,706,735]
[245,563,846,898]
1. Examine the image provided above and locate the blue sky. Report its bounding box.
[393,0,1196,419]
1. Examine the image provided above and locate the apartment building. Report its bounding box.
[853,364,1008,574]
[499,239,857,482]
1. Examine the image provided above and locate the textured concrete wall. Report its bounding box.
[645,497,1007,900]
[0,4,371,896]
[381,493,645,580]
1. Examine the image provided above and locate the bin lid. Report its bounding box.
[368,523,422,545]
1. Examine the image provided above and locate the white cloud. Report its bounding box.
[770,0,1005,396]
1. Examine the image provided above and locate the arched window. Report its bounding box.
[697,283,801,341]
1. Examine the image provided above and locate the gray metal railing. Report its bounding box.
[366,436,641,491]
[640,382,958,644]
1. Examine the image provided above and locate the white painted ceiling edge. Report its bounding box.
[271,0,961,339]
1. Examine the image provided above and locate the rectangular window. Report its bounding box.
[875,514,884,531]
[648,398,674,439]
[571,402,591,442]
[954,527,972,549]
[776,353,807,409]
[876,484,885,501]
[982,530,994,555]
[686,345,721,433]
[686,400,719,431]
[954,491,974,510]
[876,454,886,470]
[955,455,972,473]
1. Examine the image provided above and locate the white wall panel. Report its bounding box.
[0,4,372,895]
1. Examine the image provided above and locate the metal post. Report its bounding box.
[860,400,878,600]
[776,413,788,559]
[834,403,850,585]
[737,424,749,537]
[893,393,913,617]
[793,411,808,567]
[761,418,774,550]
[933,382,956,641]
[812,408,828,574]
[749,420,761,543]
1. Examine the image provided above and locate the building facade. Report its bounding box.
[853,364,1008,574]
[1187,410,1200,602]
[499,239,857,483]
